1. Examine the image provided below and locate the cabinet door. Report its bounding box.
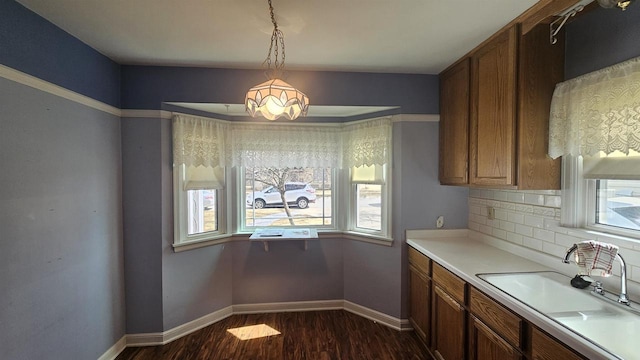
[470,25,518,186]
[409,264,431,345]
[531,328,584,360]
[432,285,465,360]
[516,23,562,190]
[469,316,522,360]
[439,58,470,185]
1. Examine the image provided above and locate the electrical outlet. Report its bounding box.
[487,206,495,220]
[436,215,444,228]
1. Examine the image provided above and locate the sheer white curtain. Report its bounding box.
[172,114,392,174]
[172,114,230,189]
[229,123,343,168]
[549,56,640,180]
[343,118,392,184]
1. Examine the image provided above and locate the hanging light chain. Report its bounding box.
[263,0,286,78]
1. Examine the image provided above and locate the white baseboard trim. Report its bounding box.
[343,300,411,331]
[99,301,411,359]
[97,336,127,360]
[232,299,344,314]
[163,305,234,345]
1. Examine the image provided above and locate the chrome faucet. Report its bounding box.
[563,244,629,305]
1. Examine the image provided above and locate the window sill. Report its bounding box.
[173,230,394,252]
[173,234,235,252]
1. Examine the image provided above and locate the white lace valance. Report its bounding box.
[172,114,230,168]
[172,114,392,170]
[342,118,392,168]
[229,123,343,168]
[549,56,640,159]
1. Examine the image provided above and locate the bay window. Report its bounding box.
[172,114,393,248]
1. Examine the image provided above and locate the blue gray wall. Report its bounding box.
[565,5,640,79]
[0,2,125,359]
[120,97,465,333]
[0,78,124,359]
[0,0,121,107]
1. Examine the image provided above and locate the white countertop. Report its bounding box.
[406,229,634,360]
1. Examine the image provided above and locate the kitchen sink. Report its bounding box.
[477,271,640,359]
[477,271,607,315]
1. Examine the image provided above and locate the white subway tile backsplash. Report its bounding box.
[544,195,562,208]
[500,220,516,232]
[502,202,516,210]
[523,236,543,251]
[533,228,555,242]
[493,228,507,240]
[468,189,640,284]
[507,232,523,245]
[544,218,560,229]
[515,204,534,214]
[469,188,484,198]
[508,212,525,224]
[542,241,568,258]
[524,193,545,206]
[515,224,534,237]
[479,224,493,235]
[533,206,556,218]
[470,213,486,225]
[495,209,508,221]
[554,233,582,248]
[493,191,508,201]
[507,192,525,203]
[524,215,544,228]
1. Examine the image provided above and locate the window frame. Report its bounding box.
[238,167,339,233]
[347,166,392,239]
[562,156,640,241]
[173,164,231,248]
[585,179,640,239]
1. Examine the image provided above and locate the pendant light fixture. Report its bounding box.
[245,0,309,121]
[597,0,634,10]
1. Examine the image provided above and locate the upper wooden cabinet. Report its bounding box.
[439,58,470,185]
[439,23,562,189]
[470,26,518,187]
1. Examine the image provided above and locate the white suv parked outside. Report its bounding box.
[246,182,317,209]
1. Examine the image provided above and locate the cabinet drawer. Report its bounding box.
[433,262,466,303]
[531,327,584,360]
[470,287,522,348]
[408,246,431,276]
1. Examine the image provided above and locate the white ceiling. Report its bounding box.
[16,0,539,74]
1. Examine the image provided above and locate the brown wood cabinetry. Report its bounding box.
[432,285,466,360]
[469,26,518,186]
[409,247,431,346]
[439,23,562,189]
[407,245,588,360]
[531,327,585,360]
[408,247,431,345]
[439,58,470,185]
[469,316,522,360]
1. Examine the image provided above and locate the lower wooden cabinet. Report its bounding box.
[409,264,431,344]
[407,245,587,360]
[432,285,466,360]
[469,316,522,360]
[531,327,584,360]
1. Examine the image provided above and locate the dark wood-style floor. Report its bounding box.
[116,310,429,360]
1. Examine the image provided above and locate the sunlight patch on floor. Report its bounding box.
[227,324,281,340]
